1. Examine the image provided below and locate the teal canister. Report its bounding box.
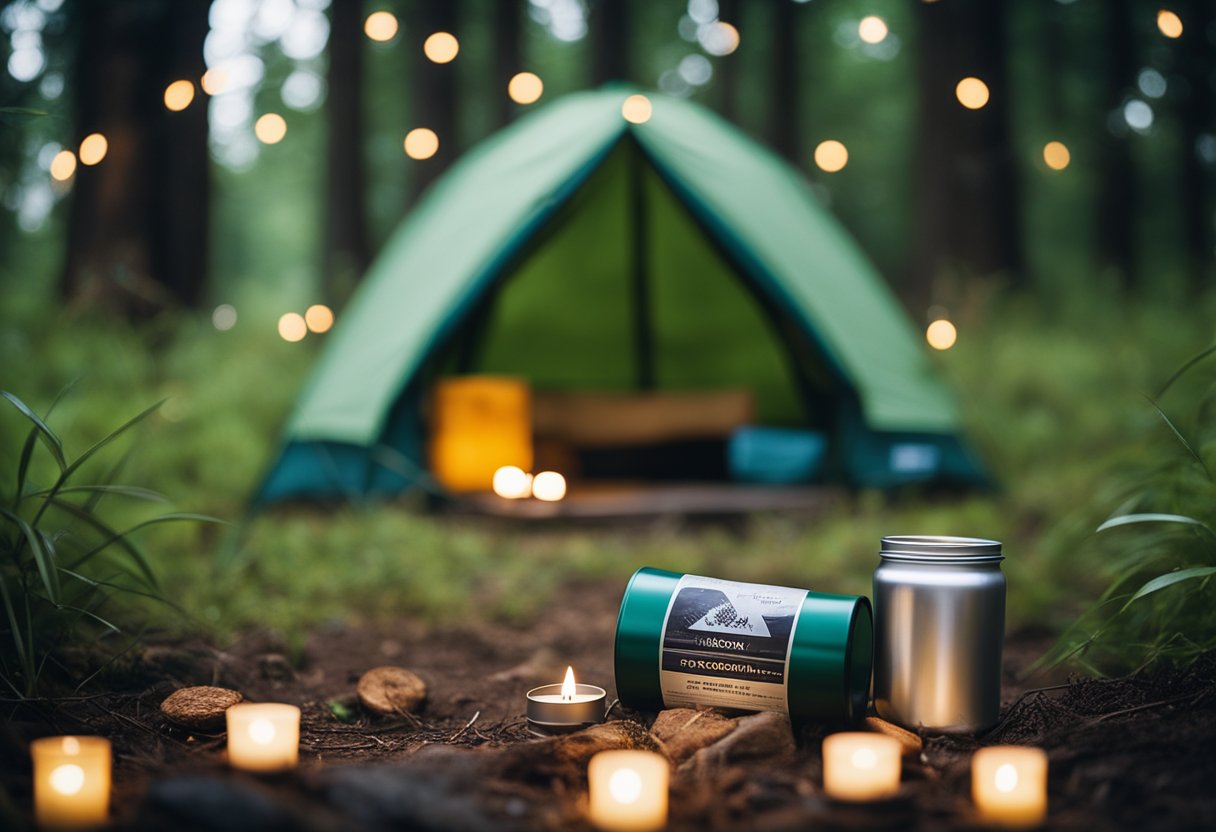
[614,567,873,724]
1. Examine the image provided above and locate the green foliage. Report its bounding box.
[0,390,221,697]
[1041,349,1216,674]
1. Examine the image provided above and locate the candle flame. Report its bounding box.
[249,718,277,746]
[50,763,85,796]
[561,666,577,701]
[994,763,1019,792]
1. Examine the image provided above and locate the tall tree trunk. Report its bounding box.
[909,0,1023,306]
[1094,0,1137,292]
[493,0,523,127]
[591,0,630,85]
[767,0,800,163]
[408,0,460,204]
[326,0,370,302]
[61,0,211,316]
[1176,0,1214,293]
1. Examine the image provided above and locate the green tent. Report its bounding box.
[258,89,984,502]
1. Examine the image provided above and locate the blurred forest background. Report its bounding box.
[1,0,1215,683]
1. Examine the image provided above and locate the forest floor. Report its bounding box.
[3,579,1215,831]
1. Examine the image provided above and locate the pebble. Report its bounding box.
[356,665,428,715]
[160,686,242,730]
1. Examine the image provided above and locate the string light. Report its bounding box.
[163,80,195,112]
[926,320,957,351]
[508,72,544,105]
[305,304,334,333]
[278,313,307,342]
[1156,9,1183,38]
[50,149,76,181]
[858,16,889,45]
[622,94,652,124]
[814,140,848,173]
[201,68,229,96]
[255,113,287,144]
[212,304,238,331]
[424,32,459,64]
[364,11,399,42]
[955,77,989,110]
[404,128,439,159]
[78,133,107,166]
[1042,141,1070,171]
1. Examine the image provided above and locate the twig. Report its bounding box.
[1088,691,1206,725]
[449,710,481,742]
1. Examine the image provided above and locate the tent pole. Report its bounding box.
[630,139,655,390]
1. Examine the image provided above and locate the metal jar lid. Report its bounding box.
[879,535,1003,562]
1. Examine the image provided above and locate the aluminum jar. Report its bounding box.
[615,567,873,724]
[872,535,1005,733]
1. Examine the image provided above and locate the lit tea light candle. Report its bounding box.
[525,666,606,736]
[822,732,902,801]
[225,703,300,772]
[588,750,668,832]
[972,746,1048,828]
[31,736,111,829]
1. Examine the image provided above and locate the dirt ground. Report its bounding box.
[2,579,1214,831]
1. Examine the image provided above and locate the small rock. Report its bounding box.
[256,653,296,683]
[160,686,243,730]
[357,666,428,715]
[652,708,739,763]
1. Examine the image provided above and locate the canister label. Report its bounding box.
[658,574,807,713]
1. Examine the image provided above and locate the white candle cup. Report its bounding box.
[526,666,606,736]
[588,750,669,832]
[225,703,301,772]
[31,735,111,830]
[822,732,903,801]
[972,746,1048,828]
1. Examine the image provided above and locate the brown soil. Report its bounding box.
[2,580,1214,831]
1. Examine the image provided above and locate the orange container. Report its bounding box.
[429,376,533,492]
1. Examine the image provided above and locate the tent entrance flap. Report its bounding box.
[629,138,654,391]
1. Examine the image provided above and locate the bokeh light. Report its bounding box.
[858,16,889,45]
[404,128,439,160]
[508,72,544,105]
[1156,9,1183,38]
[364,11,399,42]
[622,94,652,124]
[926,319,958,351]
[163,80,195,112]
[492,466,533,499]
[278,312,307,342]
[201,67,229,96]
[955,77,990,110]
[532,471,567,502]
[212,304,238,331]
[700,20,740,56]
[305,304,334,333]
[255,113,287,144]
[50,149,76,181]
[424,31,459,64]
[78,133,107,166]
[1042,141,1070,171]
[814,140,849,173]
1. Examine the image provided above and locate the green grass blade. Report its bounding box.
[1,391,67,473]
[58,568,185,616]
[15,429,38,499]
[61,399,166,480]
[0,508,61,604]
[1157,344,1216,398]
[82,443,137,514]
[27,485,169,503]
[54,603,121,634]
[1121,566,1216,611]
[0,574,31,681]
[66,510,226,589]
[1097,512,1216,538]
[1145,396,1213,481]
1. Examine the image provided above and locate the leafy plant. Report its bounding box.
[1042,346,1216,674]
[0,390,220,698]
